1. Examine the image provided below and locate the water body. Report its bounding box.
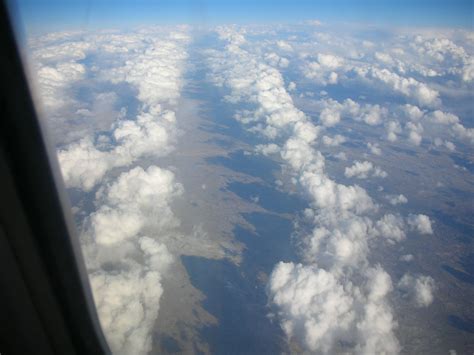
[227,181,307,214]
[182,212,298,354]
[207,150,280,184]
[448,315,474,333]
[174,37,304,353]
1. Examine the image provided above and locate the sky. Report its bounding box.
[11,0,474,33]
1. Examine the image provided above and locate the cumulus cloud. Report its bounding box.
[105,36,188,106]
[335,151,347,160]
[83,165,182,354]
[427,111,474,144]
[90,166,183,246]
[386,120,402,142]
[265,52,290,68]
[287,81,297,91]
[58,106,178,191]
[345,160,387,179]
[375,51,394,65]
[407,214,433,234]
[35,62,86,110]
[434,138,455,151]
[356,67,440,107]
[54,29,189,191]
[462,57,474,81]
[255,143,280,155]
[89,237,173,355]
[209,28,409,354]
[410,35,472,82]
[322,134,346,147]
[32,22,467,355]
[402,104,424,121]
[399,254,414,262]
[268,262,356,354]
[28,35,91,112]
[303,54,344,85]
[315,98,387,127]
[429,110,459,125]
[406,121,424,146]
[367,142,382,155]
[268,263,400,354]
[374,214,406,243]
[317,53,344,69]
[31,28,190,354]
[276,40,293,52]
[398,273,435,307]
[386,194,408,205]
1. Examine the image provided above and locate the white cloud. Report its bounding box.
[306,19,323,26]
[83,165,182,354]
[303,54,344,86]
[322,134,346,147]
[30,28,192,354]
[362,40,375,48]
[89,237,173,355]
[58,106,178,191]
[29,36,90,112]
[276,40,293,52]
[375,214,406,243]
[58,137,113,191]
[207,27,443,354]
[335,152,347,160]
[406,121,424,146]
[399,254,414,262]
[434,138,456,151]
[319,106,341,126]
[357,67,440,107]
[268,262,356,354]
[429,110,459,125]
[105,36,189,106]
[317,53,344,69]
[402,104,424,121]
[398,273,435,307]
[268,263,400,354]
[35,62,86,110]
[209,28,396,354]
[315,98,387,127]
[345,160,387,179]
[386,194,408,205]
[375,51,394,65]
[367,142,382,155]
[462,57,474,81]
[90,166,183,246]
[32,22,472,355]
[55,29,189,191]
[407,214,433,235]
[386,120,402,142]
[255,143,280,155]
[265,52,289,68]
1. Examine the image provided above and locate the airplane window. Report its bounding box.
[7,0,474,354]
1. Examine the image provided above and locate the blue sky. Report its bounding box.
[10,0,474,32]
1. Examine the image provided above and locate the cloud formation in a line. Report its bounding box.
[207,27,434,354]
